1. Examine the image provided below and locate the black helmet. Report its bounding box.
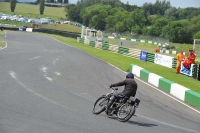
[126,72,134,79]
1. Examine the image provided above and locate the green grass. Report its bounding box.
[0,41,4,47]
[40,24,82,33]
[0,31,5,47]
[0,20,30,27]
[0,2,66,20]
[46,34,200,93]
[0,31,5,38]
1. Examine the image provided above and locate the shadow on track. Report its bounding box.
[127,121,158,127]
[104,115,157,127]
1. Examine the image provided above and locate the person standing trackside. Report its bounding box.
[176,50,185,74]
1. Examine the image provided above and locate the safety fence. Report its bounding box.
[78,37,140,59]
[103,35,164,45]
[78,37,199,80]
[103,35,191,56]
[2,26,81,39]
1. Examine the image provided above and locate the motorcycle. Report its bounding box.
[92,87,140,122]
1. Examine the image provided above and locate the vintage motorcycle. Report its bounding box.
[92,87,140,122]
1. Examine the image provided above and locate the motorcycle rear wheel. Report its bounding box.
[117,103,135,122]
[92,96,107,115]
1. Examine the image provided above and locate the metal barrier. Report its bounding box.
[89,41,95,47]
[118,46,129,55]
[172,58,177,69]
[79,38,84,44]
[128,49,140,59]
[147,52,155,63]
[102,43,109,50]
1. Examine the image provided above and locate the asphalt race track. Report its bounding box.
[0,31,200,133]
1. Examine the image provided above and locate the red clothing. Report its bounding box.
[182,52,196,69]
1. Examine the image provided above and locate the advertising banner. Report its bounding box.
[180,63,194,77]
[19,28,24,31]
[154,54,173,68]
[140,50,147,61]
[26,28,33,32]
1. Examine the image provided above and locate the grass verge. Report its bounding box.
[47,34,200,93]
[0,41,5,47]
[0,31,5,38]
[0,2,66,20]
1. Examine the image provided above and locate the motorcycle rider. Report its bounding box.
[107,72,138,114]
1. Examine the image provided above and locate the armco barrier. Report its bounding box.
[7,27,81,39]
[79,38,84,44]
[147,52,155,63]
[77,38,141,59]
[109,45,118,53]
[118,46,129,55]
[130,64,200,110]
[2,27,19,31]
[89,41,95,47]
[102,43,109,50]
[172,58,177,69]
[32,28,80,39]
[127,49,140,59]
[95,41,102,49]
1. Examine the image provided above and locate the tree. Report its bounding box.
[148,17,168,36]
[35,0,40,4]
[10,0,17,12]
[193,31,200,39]
[65,4,81,22]
[80,4,111,30]
[162,21,188,43]
[153,0,171,15]
[39,0,45,15]
[164,7,178,20]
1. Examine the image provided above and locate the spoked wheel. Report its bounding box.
[117,103,135,122]
[92,96,108,115]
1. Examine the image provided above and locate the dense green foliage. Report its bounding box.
[10,0,17,12]
[65,0,200,44]
[39,0,45,15]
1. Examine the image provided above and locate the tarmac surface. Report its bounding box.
[0,31,200,133]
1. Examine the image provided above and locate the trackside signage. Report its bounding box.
[19,28,24,31]
[180,63,194,77]
[140,50,147,61]
[154,54,173,68]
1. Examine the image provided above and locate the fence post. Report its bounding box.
[193,64,198,79]
[198,64,200,81]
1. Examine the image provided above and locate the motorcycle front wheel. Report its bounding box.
[117,103,135,122]
[92,96,108,115]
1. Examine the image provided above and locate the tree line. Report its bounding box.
[65,0,200,44]
[9,0,45,15]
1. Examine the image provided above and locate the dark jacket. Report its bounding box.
[111,78,137,97]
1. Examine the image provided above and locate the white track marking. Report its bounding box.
[52,58,59,65]
[9,71,94,117]
[0,41,7,50]
[69,91,94,102]
[45,77,53,82]
[41,67,48,73]
[55,72,61,76]
[29,56,41,60]
[137,114,200,133]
